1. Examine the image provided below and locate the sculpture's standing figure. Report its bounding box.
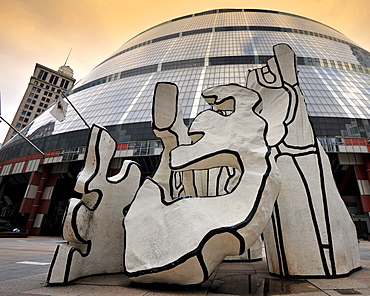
[246,44,360,277]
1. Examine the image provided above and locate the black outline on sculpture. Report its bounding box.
[151,82,191,199]
[46,125,142,285]
[123,83,275,281]
[47,43,360,286]
[249,44,333,276]
[246,43,360,278]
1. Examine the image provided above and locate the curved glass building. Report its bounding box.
[0,9,369,235]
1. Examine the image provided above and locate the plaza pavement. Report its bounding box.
[0,236,370,295]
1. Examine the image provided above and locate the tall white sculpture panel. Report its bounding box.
[246,44,361,277]
[47,44,360,286]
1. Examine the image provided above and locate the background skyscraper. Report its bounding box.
[3,64,75,143]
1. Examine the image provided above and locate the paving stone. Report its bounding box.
[0,273,47,293]
[256,271,280,279]
[75,273,130,286]
[27,284,100,296]
[308,278,369,290]
[324,289,363,295]
[1,237,370,295]
[355,287,370,294]
[269,293,327,296]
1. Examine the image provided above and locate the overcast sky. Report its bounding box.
[1,0,369,143]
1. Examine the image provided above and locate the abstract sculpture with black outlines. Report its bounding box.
[47,44,360,286]
[247,44,360,278]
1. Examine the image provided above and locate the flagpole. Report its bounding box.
[63,48,72,66]
[60,91,90,129]
[0,116,45,156]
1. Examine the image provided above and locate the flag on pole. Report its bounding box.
[50,96,68,122]
[60,91,90,128]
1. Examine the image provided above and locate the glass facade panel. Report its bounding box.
[1,9,369,160]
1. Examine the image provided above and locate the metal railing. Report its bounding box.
[128,140,162,156]
[58,139,163,162]
[49,137,370,163]
[319,137,370,153]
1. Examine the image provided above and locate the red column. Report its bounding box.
[365,155,370,185]
[354,156,370,212]
[26,167,50,235]
[364,156,370,212]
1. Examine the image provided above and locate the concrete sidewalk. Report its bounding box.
[1,236,370,295]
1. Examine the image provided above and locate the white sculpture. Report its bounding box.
[224,237,263,262]
[123,82,281,284]
[47,44,360,286]
[246,44,361,277]
[46,125,141,284]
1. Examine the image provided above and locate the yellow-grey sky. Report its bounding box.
[1,0,369,143]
